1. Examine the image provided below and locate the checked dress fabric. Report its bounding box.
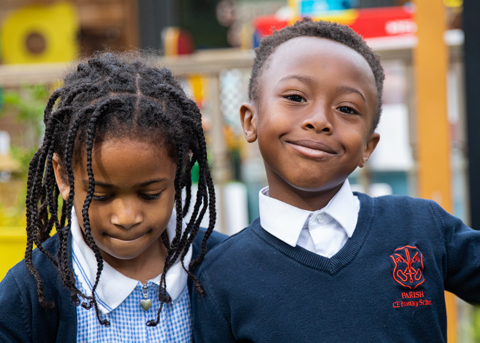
[75,278,192,343]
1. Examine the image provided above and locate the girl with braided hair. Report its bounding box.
[0,53,226,342]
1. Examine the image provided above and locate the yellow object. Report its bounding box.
[163,27,181,57]
[288,0,299,18]
[443,0,462,8]
[0,2,79,64]
[414,0,457,341]
[0,228,26,281]
[0,155,21,173]
[286,0,358,25]
[188,74,206,105]
[311,10,358,26]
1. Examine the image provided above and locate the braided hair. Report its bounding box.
[249,17,385,131]
[25,52,216,326]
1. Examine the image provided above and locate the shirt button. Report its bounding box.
[315,213,324,224]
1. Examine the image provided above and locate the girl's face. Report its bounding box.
[53,138,177,270]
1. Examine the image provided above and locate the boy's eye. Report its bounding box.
[337,106,358,115]
[140,193,161,200]
[92,194,112,201]
[285,94,306,103]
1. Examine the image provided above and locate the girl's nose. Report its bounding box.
[110,199,143,229]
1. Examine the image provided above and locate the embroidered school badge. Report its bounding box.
[390,245,425,289]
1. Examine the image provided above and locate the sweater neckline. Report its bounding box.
[251,192,374,274]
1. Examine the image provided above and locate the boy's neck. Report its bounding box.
[268,181,345,212]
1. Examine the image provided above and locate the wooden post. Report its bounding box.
[413,1,457,342]
[208,73,229,233]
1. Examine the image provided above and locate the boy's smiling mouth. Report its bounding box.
[286,139,337,159]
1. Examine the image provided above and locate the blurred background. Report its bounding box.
[0,0,478,340]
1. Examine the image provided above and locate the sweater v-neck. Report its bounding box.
[251,192,375,274]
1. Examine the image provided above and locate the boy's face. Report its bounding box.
[53,138,176,271]
[241,37,380,210]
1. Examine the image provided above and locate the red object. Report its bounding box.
[254,16,289,37]
[177,30,194,55]
[254,6,416,40]
[350,6,415,39]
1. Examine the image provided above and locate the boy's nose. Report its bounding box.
[110,199,143,229]
[302,107,333,133]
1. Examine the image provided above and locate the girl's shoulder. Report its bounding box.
[5,234,62,284]
[0,234,76,342]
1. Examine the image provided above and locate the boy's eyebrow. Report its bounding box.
[278,75,367,103]
[82,179,168,189]
[337,85,367,103]
[278,75,316,86]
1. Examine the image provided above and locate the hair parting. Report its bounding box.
[25,52,216,326]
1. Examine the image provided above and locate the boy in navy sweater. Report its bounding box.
[192,18,480,342]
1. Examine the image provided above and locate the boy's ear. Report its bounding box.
[52,153,71,201]
[359,132,380,168]
[240,102,258,143]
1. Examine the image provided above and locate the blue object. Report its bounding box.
[192,193,480,342]
[300,0,355,14]
[0,229,227,341]
[253,29,262,49]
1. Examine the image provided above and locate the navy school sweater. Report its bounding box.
[192,193,480,343]
[0,228,227,343]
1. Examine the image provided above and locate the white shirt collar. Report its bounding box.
[259,179,359,247]
[71,208,191,314]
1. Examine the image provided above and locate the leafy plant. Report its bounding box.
[0,84,50,227]
[3,84,47,141]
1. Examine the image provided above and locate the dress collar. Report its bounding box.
[259,179,359,247]
[71,208,191,314]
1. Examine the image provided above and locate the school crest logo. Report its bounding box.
[390,245,425,289]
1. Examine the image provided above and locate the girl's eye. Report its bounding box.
[337,106,358,115]
[285,94,306,103]
[140,193,161,200]
[92,195,112,201]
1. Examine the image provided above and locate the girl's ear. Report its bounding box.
[359,132,380,168]
[240,102,258,143]
[52,153,71,201]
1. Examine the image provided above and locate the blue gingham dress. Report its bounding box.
[75,278,192,343]
[70,208,193,343]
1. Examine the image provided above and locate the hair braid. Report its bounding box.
[26,53,217,327]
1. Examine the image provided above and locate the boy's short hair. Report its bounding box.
[249,18,385,131]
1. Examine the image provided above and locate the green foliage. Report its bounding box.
[473,307,480,342]
[0,84,49,227]
[2,84,47,138]
[1,84,49,176]
[0,203,26,228]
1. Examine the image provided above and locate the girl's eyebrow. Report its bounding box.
[82,179,168,189]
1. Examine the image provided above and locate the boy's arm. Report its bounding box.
[431,202,480,304]
[191,269,238,343]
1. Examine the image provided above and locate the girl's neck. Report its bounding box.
[97,237,168,284]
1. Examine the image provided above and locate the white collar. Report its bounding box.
[259,179,359,247]
[71,208,191,314]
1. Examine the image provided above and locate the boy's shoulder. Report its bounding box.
[195,219,263,272]
[197,194,452,272]
[192,228,229,259]
[357,192,445,214]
